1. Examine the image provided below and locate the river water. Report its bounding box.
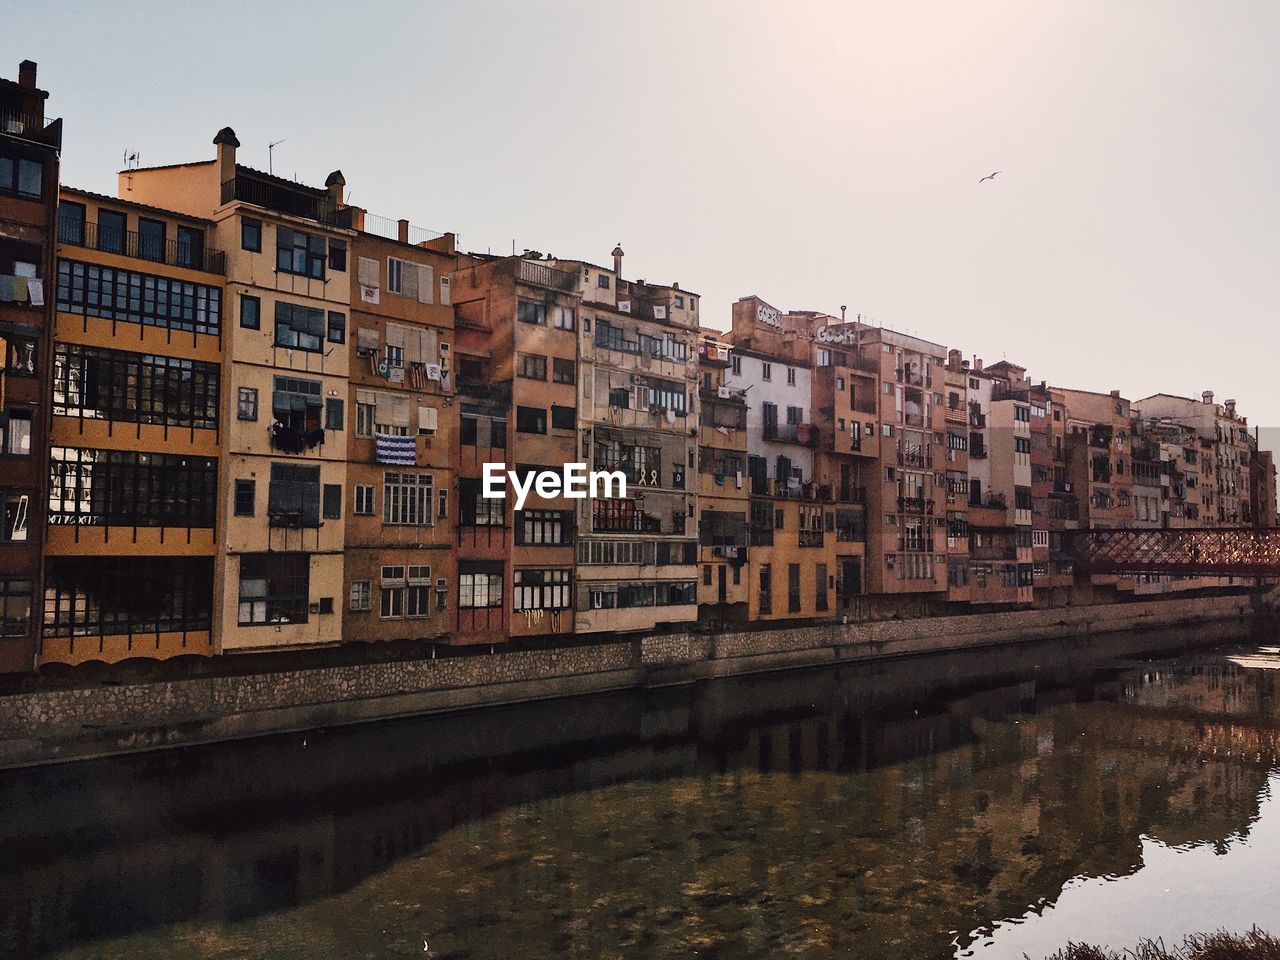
[3,623,1280,959]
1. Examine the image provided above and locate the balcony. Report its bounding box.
[798,530,824,548]
[57,219,226,275]
[221,175,345,225]
[764,422,818,445]
[848,354,880,374]
[898,495,929,513]
[851,399,878,415]
[902,411,926,428]
[0,107,61,148]
[898,450,930,468]
[945,405,967,424]
[519,259,578,292]
[992,384,1030,402]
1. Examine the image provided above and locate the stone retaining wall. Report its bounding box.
[0,592,1265,768]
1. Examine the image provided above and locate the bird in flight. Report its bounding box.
[978,171,1001,184]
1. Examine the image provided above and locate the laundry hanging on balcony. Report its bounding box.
[375,432,416,466]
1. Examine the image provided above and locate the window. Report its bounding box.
[597,274,610,289]
[2,409,33,456]
[46,448,217,529]
[459,572,503,608]
[517,300,547,325]
[50,345,217,432]
[788,564,801,612]
[274,301,325,352]
[354,484,375,515]
[356,399,375,438]
[787,367,796,386]
[1015,436,1031,454]
[1,493,30,543]
[758,564,772,614]
[552,357,576,384]
[383,472,434,526]
[516,406,547,434]
[45,557,212,638]
[240,294,261,329]
[238,387,258,421]
[0,156,44,200]
[816,563,829,612]
[0,579,32,638]
[459,478,504,527]
[518,353,547,380]
[271,376,322,436]
[56,260,222,336]
[323,483,341,520]
[96,210,126,254]
[267,463,321,528]
[380,566,406,618]
[551,405,575,430]
[327,311,346,344]
[234,479,255,516]
[731,354,742,375]
[138,218,165,262]
[329,240,347,271]
[242,218,262,252]
[407,565,433,617]
[238,553,309,625]
[325,398,344,431]
[553,306,575,330]
[276,227,326,278]
[4,336,35,377]
[761,362,772,381]
[515,509,572,545]
[349,580,371,611]
[57,201,86,245]
[387,257,404,294]
[514,569,571,611]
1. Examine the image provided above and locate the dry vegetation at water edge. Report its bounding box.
[1044,930,1280,960]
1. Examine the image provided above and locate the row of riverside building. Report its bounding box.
[0,60,1276,673]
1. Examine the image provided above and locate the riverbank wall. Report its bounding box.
[0,591,1273,769]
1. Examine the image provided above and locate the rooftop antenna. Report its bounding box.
[268,139,285,176]
[122,149,140,170]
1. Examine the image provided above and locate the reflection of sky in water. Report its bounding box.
[962,777,1278,957]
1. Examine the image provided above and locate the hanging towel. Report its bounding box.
[26,279,43,306]
[0,276,13,302]
[11,277,28,302]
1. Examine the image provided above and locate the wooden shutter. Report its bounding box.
[401,260,419,300]
[357,257,379,287]
[439,274,451,306]
[417,264,435,304]
[418,405,438,431]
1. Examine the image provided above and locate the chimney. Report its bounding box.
[1202,390,1215,406]
[947,348,961,370]
[1110,389,1120,398]
[611,243,624,280]
[18,60,36,89]
[213,127,239,186]
[1225,399,1237,417]
[973,356,984,372]
[325,170,346,207]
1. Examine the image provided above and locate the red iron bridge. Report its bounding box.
[1065,527,1280,577]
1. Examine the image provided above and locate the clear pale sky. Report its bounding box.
[6,1,1277,450]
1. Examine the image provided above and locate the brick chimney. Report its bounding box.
[18,60,36,89]
[611,243,624,280]
[1202,390,1215,406]
[325,170,345,207]
[213,127,239,185]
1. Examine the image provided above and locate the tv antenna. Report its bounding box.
[122,150,140,170]
[268,139,285,175]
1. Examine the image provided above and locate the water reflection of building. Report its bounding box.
[1,623,1272,958]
